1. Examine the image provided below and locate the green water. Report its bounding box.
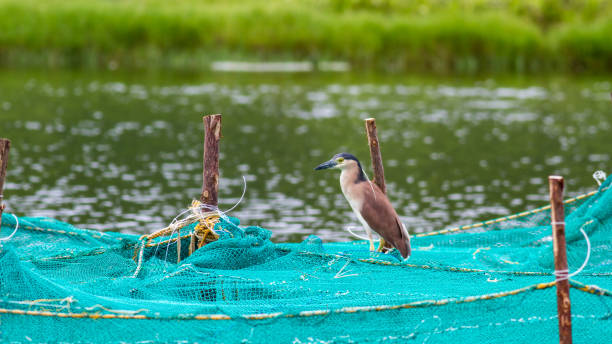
[0,69,610,242]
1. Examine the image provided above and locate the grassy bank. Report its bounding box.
[0,0,611,73]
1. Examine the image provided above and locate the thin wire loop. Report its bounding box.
[0,214,19,243]
[553,223,592,282]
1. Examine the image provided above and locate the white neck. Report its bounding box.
[339,167,368,228]
[339,167,360,197]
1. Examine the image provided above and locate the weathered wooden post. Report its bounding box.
[364,118,386,194]
[549,175,572,344]
[0,139,10,229]
[201,114,222,208]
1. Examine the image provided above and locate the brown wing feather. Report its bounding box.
[356,181,410,258]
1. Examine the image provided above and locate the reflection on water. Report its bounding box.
[0,71,610,242]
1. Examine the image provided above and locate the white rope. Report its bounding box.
[151,206,195,258]
[593,170,606,186]
[346,226,369,241]
[345,225,381,244]
[0,214,19,243]
[360,168,377,201]
[84,304,147,315]
[221,176,247,214]
[553,222,591,282]
[132,240,146,278]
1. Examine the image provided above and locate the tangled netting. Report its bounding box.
[1,177,611,343]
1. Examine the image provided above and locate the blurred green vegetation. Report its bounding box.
[0,0,610,73]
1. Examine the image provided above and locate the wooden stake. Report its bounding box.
[549,175,572,344]
[189,232,196,255]
[176,228,181,263]
[200,114,222,208]
[364,118,386,194]
[0,139,10,229]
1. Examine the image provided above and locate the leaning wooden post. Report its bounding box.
[0,139,10,229]
[364,118,386,194]
[549,175,572,344]
[201,114,222,208]
[365,118,391,251]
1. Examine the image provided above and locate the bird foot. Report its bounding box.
[376,238,387,252]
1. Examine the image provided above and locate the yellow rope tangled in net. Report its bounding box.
[192,214,220,251]
[132,200,220,273]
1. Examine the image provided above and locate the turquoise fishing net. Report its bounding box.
[1,177,611,343]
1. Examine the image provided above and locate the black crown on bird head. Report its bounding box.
[332,152,361,162]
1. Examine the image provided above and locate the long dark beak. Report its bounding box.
[314,160,336,171]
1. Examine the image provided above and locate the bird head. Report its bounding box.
[314,153,361,171]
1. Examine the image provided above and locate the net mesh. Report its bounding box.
[1,177,611,343]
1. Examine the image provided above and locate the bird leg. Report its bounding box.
[377,238,386,252]
[368,231,375,251]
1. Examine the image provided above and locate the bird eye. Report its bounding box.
[336,157,344,163]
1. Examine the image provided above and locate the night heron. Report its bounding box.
[315,153,411,259]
